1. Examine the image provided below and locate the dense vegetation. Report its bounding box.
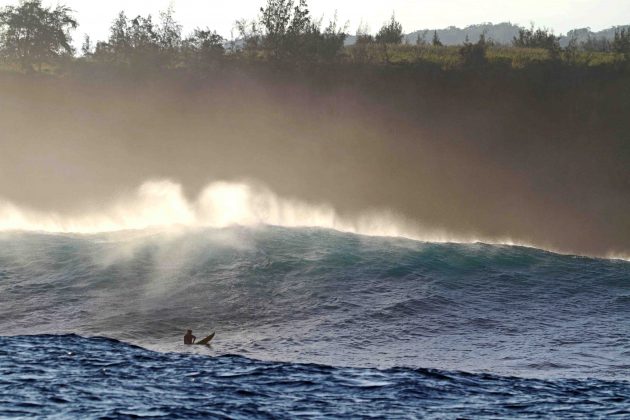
[0,0,629,74]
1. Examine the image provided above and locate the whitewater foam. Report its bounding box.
[1,179,593,258]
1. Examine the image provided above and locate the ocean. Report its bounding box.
[1,226,629,418]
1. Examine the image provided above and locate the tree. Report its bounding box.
[432,31,442,46]
[512,24,559,50]
[352,21,373,63]
[375,13,403,44]
[355,21,373,45]
[308,14,346,61]
[460,33,487,67]
[81,34,92,56]
[260,0,311,59]
[257,0,344,63]
[613,27,630,60]
[415,31,428,46]
[157,6,182,66]
[184,28,224,66]
[0,0,77,71]
[128,15,160,55]
[235,18,262,57]
[513,24,560,59]
[94,11,130,62]
[158,6,182,52]
[95,10,179,68]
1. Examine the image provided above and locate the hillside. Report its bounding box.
[344,22,630,46]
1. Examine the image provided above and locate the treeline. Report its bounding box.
[1,0,630,73]
[513,24,630,58]
[0,0,347,72]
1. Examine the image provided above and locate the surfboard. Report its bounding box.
[194,332,215,345]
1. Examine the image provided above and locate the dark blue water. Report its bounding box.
[1,227,629,417]
[1,335,628,419]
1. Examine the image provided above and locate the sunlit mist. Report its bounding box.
[0,179,442,239]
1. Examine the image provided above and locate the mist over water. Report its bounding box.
[0,179,526,248]
[0,72,628,258]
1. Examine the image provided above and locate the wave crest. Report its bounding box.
[0,179,453,241]
[1,179,627,260]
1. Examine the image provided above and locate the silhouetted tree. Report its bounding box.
[130,15,159,49]
[157,6,182,65]
[374,14,402,63]
[352,21,373,63]
[513,24,561,60]
[94,9,184,68]
[93,12,130,62]
[375,14,403,44]
[432,31,442,46]
[0,0,77,71]
[184,28,224,67]
[81,34,92,57]
[460,33,488,67]
[513,25,559,49]
[415,31,428,46]
[310,15,346,61]
[260,0,311,60]
[563,36,580,63]
[235,19,262,57]
[355,21,373,45]
[256,0,345,63]
[613,27,630,59]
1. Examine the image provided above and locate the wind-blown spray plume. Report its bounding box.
[0,73,628,258]
[0,180,452,241]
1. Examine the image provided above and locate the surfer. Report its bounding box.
[184,329,196,345]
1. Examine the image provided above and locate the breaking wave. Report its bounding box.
[1,226,628,380]
[0,179,545,251]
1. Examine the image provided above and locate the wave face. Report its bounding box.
[1,226,628,381]
[2,335,629,419]
[3,179,624,260]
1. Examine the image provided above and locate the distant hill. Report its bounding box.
[406,23,521,45]
[563,25,630,47]
[344,22,630,47]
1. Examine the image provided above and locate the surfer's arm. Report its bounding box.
[192,335,196,343]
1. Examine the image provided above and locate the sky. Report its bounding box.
[1,0,628,44]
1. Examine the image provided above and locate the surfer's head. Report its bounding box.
[187,329,192,334]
